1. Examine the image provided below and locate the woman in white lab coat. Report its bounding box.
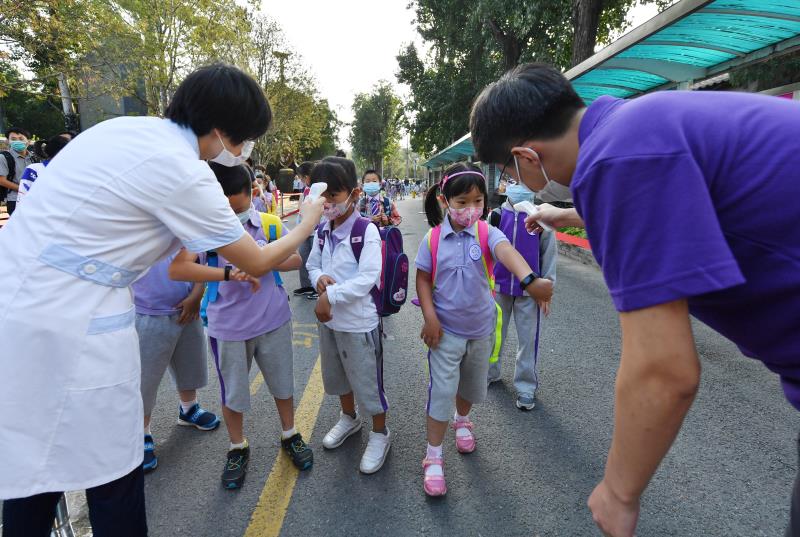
[0,64,324,536]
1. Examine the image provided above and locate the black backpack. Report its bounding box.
[0,151,16,202]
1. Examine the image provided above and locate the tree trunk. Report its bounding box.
[571,0,604,67]
[486,19,522,71]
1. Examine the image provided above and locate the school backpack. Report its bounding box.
[199,212,285,326]
[0,151,16,202]
[317,217,408,317]
[415,219,503,363]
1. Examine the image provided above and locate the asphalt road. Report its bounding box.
[129,198,797,536]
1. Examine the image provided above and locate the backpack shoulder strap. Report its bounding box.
[1,151,15,179]
[349,217,372,263]
[259,212,283,241]
[488,208,501,228]
[476,220,495,294]
[427,225,442,286]
[382,196,391,214]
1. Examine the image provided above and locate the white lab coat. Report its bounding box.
[0,117,244,499]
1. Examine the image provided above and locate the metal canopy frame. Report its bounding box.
[423,0,800,168]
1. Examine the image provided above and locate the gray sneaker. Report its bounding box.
[516,394,536,411]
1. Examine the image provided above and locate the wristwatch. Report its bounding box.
[519,271,539,290]
[224,265,232,281]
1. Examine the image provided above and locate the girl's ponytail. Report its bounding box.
[424,181,443,227]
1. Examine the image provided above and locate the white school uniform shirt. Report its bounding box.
[0,117,244,499]
[307,210,381,333]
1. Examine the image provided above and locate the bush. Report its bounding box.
[559,226,587,239]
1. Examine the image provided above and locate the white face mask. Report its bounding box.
[211,131,255,168]
[236,207,252,225]
[514,148,572,203]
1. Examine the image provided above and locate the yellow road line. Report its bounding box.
[244,356,324,537]
[249,371,264,396]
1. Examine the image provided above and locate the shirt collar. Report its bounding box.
[246,207,261,228]
[440,213,477,238]
[578,95,624,146]
[166,119,200,157]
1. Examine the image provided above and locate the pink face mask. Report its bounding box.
[448,206,483,228]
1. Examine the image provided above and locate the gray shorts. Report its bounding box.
[136,314,208,416]
[209,320,294,412]
[426,331,495,422]
[318,324,388,417]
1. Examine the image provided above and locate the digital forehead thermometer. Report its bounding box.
[513,201,554,232]
[307,182,327,202]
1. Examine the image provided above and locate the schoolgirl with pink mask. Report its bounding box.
[414,162,553,497]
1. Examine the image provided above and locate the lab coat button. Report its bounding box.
[111,272,122,282]
[83,264,97,274]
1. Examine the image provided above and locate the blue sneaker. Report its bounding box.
[178,403,220,431]
[143,434,158,473]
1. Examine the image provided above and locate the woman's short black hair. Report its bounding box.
[208,162,252,197]
[33,135,70,160]
[165,63,271,145]
[470,63,585,165]
[322,156,357,186]
[362,169,381,181]
[424,162,489,227]
[310,161,354,194]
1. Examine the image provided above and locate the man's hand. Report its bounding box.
[175,296,201,325]
[315,292,333,323]
[316,275,336,294]
[588,480,640,537]
[525,204,583,233]
[420,317,443,349]
[537,299,552,317]
[526,277,553,302]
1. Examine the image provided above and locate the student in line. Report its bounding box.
[359,169,402,228]
[307,159,392,474]
[415,162,553,497]
[170,162,313,490]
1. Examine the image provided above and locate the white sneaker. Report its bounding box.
[359,429,392,474]
[322,412,362,449]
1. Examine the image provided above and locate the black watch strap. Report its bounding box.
[519,272,540,290]
[224,265,232,281]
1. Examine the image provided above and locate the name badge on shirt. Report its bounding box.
[469,243,482,261]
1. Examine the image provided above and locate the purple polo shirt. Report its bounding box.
[572,92,800,408]
[133,252,192,316]
[415,215,509,339]
[202,210,291,341]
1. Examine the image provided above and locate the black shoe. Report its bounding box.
[306,291,320,300]
[221,446,249,489]
[143,435,158,473]
[281,433,314,471]
[293,287,314,296]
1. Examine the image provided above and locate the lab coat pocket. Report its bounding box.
[74,305,140,390]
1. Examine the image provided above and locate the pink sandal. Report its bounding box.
[423,457,446,497]
[452,419,476,454]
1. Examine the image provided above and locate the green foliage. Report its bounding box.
[349,82,402,174]
[0,61,64,137]
[559,226,587,238]
[398,0,666,156]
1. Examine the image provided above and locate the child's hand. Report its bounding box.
[537,299,552,317]
[315,292,333,323]
[230,268,261,293]
[420,318,443,349]
[526,278,553,303]
[174,295,201,325]
[316,275,336,294]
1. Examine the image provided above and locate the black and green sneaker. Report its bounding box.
[281,433,313,471]
[221,446,249,489]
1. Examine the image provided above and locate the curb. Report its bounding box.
[555,232,599,270]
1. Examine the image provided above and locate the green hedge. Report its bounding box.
[558,226,587,239]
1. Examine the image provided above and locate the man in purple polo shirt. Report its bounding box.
[470,63,800,536]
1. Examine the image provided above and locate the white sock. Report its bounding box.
[454,411,469,422]
[454,413,473,438]
[281,427,297,440]
[180,399,197,414]
[425,444,444,477]
[144,424,151,436]
[230,438,248,450]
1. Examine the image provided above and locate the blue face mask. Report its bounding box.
[10,141,27,153]
[505,183,534,205]
[363,183,381,196]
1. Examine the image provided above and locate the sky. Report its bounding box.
[261,0,662,150]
